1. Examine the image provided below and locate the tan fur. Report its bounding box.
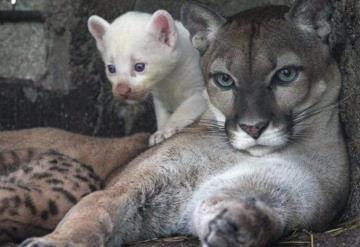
[0,128,150,179]
[0,151,102,242]
[0,128,149,243]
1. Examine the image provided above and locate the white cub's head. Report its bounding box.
[88,10,180,104]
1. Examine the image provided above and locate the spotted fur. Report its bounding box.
[0,150,103,244]
[0,129,150,245]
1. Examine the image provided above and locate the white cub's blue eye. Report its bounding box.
[213,73,235,90]
[134,63,146,72]
[274,67,300,85]
[107,64,116,74]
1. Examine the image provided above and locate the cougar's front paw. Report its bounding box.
[199,199,271,247]
[149,127,180,146]
[20,237,75,247]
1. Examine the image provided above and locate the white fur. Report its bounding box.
[183,155,323,236]
[229,122,289,156]
[88,11,207,146]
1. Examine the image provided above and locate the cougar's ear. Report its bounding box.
[88,15,110,51]
[181,2,226,54]
[286,0,332,41]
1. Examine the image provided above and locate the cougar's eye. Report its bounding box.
[107,64,116,74]
[273,67,300,85]
[134,63,146,72]
[213,73,235,90]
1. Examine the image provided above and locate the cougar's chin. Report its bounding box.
[226,123,289,156]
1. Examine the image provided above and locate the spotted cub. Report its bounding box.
[0,150,103,244]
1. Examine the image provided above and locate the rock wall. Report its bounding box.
[331,0,360,220]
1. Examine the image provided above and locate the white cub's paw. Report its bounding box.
[149,128,181,146]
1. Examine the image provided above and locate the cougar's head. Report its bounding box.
[182,0,341,156]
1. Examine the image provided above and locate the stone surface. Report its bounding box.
[330,0,360,221]
[0,0,48,85]
[0,23,46,81]
[0,77,124,136]
[134,0,295,18]
[0,0,73,91]
[41,0,73,91]
[0,0,46,11]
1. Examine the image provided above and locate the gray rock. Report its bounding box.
[134,0,295,17]
[330,0,360,221]
[0,23,47,81]
[0,0,46,11]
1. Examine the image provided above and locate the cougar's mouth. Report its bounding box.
[225,120,290,156]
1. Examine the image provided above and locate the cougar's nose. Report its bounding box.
[116,83,132,97]
[239,121,269,139]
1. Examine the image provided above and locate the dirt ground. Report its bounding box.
[128,224,360,247]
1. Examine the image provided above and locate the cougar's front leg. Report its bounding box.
[187,167,313,247]
[20,188,127,247]
[193,196,283,247]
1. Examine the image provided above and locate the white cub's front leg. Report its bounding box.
[153,97,170,130]
[149,97,171,146]
[149,128,182,147]
[149,93,207,146]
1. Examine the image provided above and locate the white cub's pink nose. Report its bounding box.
[116,83,132,98]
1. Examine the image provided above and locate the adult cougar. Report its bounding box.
[18,0,349,246]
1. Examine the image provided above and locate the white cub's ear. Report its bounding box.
[88,15,110,50]
[147,10,177,48]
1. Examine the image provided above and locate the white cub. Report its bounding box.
[88,10,207,146]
